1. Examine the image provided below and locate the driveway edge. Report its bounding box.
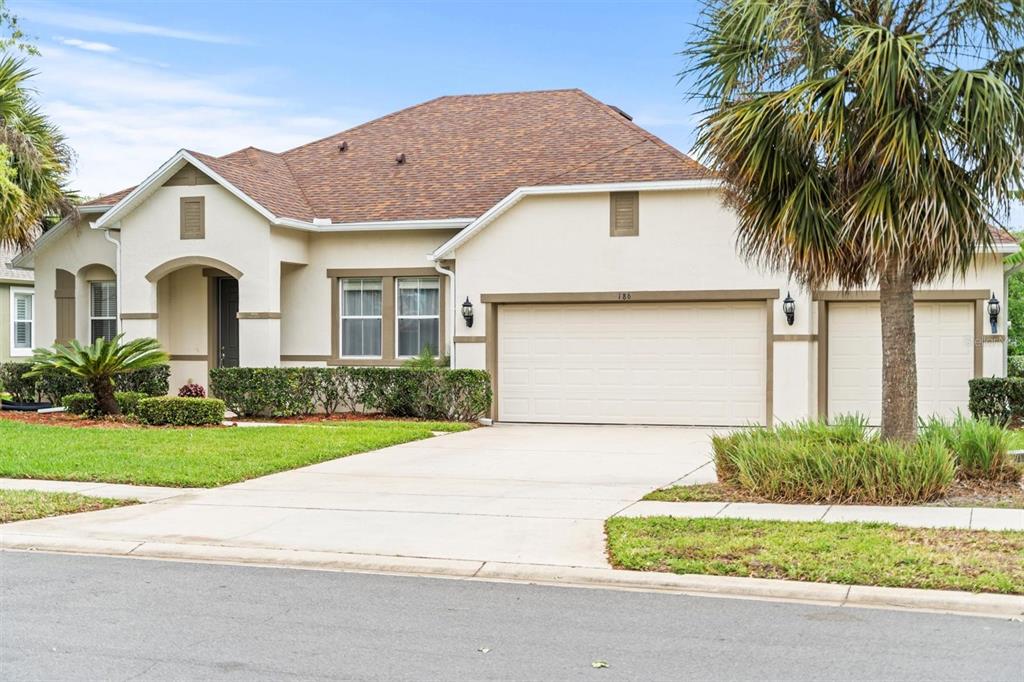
[3,534,1022,619]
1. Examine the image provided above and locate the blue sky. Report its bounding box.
[10,0,1022,228]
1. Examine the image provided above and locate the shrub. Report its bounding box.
[177,383,206,398]
[713,418,955,504]
[1009,356,1024,379]
[136,397,225,426]
[919,413,1017,480]
[0,362,37,402]
[115,365,171,397]
[62,391,148,418]
[209,366,491,421]
[967,377,1024,424]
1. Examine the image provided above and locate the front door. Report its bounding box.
[217,278,239,368]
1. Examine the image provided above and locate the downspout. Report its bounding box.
[101,228,122,334]
[432,259,456,368]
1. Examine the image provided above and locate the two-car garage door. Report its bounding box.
[828,302,974,422]
[498,302,766,426]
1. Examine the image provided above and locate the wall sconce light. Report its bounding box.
[988,293,1000,334]
[782,292,796,326]
[461,297,474,328]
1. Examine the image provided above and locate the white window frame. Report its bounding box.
[89,280,118,343]
[395,276,441,359]
[340,277,383,359]
[9,287,34,357]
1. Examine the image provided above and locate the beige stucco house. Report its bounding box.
[11,89,1018,426]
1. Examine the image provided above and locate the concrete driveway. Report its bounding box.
[2,424,717,569]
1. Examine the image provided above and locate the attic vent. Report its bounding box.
[609,105,633,121]
[180,196,205,240]
[338,141,348,152]
[395,153,407,165]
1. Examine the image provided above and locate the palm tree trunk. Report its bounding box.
[879,262,917,443]
[90,377,120,416]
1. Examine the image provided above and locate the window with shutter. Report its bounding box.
[180,196,205,239]
[609,191,639,237]
[10,289,33,355]
[90,281,117,343]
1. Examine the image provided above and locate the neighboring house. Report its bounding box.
[10,89,1019,426]
[1,244,35,363]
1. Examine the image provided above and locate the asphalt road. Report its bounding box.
[1,552,1020,681]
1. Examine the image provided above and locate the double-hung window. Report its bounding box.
[397,277,440,357]
[341,278,382,357]
[10,288,33,355]
[90,281,118,343]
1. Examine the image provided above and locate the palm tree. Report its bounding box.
[0,55,75,248]
[686,0,1024,442]
[27,335,169,416]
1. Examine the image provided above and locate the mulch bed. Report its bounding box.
[232,413,431,425]
[0,411,224,430]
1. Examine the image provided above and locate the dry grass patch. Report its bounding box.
[606,517,1024,594]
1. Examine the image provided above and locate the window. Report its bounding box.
[180,196,205,239]
[10,288,33,355]
[397,277,440,357]
[341,278,382,357]
[610,191,639,237]
[90,281,117,342]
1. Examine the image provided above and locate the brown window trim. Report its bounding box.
[327,268,445,364]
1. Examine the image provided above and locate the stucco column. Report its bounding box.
[119,278,158,341]
[237,260,280,367]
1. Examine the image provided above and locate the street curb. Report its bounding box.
[3,534,1022,619]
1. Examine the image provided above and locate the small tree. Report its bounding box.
[27,335,169,416]
[686,0,1024,442]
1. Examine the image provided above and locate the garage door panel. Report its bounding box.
[498,302,766,426]
[828,302,973,422]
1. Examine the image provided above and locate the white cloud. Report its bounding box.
[21,6,244,45]
[28,45,355,197]
[56,37,118,53]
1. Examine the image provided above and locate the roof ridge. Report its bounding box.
[570,90,708,171]
[280,95,449,157]
[434,87,582,99]
[537,140,650,185]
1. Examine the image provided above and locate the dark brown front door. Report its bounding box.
[217,278,239,368]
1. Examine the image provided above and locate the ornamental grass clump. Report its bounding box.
[713,417,955,504]
[919,413,1018,481]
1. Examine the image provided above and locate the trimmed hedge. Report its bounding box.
[0,362,170,404]
[136,397,225,426]
[62,391,148,417]
[209,366,491,421]
[968,377,1024,423]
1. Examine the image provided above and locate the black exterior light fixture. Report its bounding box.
[782,292,796,326]
[461,297,475,328]
[988,293,1001,334]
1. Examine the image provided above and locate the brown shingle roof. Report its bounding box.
[86,89,709,222]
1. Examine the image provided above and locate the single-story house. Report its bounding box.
[1,244,35,363]
[11,89,1018,426]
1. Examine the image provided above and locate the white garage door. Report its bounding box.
[498,302,766,426]
[828,302,974,422]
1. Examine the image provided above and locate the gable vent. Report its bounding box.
[609,191,639,237]
[180,196,205,240]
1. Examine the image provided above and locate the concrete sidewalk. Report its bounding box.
[0,478,201,502]
[616,500,1024,531]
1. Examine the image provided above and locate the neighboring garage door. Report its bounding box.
[828,302,974,422]
[498,302,766,426]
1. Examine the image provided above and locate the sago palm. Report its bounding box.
[27,335,169,416]
[0,54,75,248]
[686,0,1024,442]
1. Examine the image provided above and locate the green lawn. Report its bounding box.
[0,420,471,488]
[0,489,136,524]
[606,517,1024,594]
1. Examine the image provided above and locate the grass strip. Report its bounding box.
[0,489,135,524]
[606,516,1024,594]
